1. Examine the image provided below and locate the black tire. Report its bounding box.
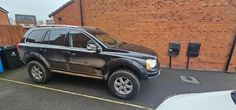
[27,61,51,83]
[108,69,140,99]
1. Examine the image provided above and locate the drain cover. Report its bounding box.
[180,76,200,84]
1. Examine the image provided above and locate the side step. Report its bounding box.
[50,70,103,80]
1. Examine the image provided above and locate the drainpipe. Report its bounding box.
[225,35,236,73]
[80,0,84,26]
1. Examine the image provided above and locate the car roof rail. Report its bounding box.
[37,25,79,28]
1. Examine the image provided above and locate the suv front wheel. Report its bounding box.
[27,61,51,83]
[108,69,140,99]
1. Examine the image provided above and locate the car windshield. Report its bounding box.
[85,28,123,48]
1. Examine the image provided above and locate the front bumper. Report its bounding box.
[147,68,161,79]
[144,63,161,80]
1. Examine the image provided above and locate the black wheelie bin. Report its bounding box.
[2,45,22,69]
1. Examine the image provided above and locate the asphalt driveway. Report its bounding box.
[0,67,236,110]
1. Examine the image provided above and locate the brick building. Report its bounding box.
[0,7,9,25]
[49,0,81,26]
[49,0,236,72]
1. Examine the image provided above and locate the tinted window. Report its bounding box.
[26,30,47,43]
[70,31,91,48]
[49,30,68,46]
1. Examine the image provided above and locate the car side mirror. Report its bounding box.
[87,44,97,51]
[87,44,102,53]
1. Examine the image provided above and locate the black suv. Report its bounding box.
[17,25,160,99]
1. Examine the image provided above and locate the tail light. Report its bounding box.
[16,43,20,49]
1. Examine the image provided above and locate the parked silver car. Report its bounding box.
[157,90,236,110]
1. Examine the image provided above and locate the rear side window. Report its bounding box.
[48,30,68,46]
[26,30,47,43]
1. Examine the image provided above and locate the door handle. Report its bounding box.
[62,50,71,54]
[62,50,76,56]
[39,48,47,52]
[71,52,76,56]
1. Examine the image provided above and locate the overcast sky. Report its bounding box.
[0,0,70,21]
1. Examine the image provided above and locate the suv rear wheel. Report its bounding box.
[108,69,140,99]
[27,61,51,83]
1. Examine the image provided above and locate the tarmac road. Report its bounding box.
[0,67,236,110]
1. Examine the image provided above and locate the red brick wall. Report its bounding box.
[53,0,236,72]
[53,0,81,26]
[0,11,9,25]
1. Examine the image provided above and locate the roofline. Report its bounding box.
[15,14,36,17]
[48,0,74,17]
[0,7,9,13]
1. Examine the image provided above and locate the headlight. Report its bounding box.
[146,59,157,70]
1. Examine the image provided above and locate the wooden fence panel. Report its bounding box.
[0,25,27,46]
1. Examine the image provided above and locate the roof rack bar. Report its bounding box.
[37,25,79,28]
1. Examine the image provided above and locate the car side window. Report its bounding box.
[69,31,93,48]
[49,30,68,46]
[26,30,47,43]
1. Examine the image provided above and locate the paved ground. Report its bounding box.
[0,66,236,110]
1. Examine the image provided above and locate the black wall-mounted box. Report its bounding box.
[169,42,181,57]
[187,43,201,57]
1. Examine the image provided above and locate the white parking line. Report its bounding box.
[0,78,154,110]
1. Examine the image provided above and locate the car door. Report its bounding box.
[40,28,69,71]
[67,30,105,76]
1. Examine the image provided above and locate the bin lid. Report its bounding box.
[2,45,16,50]
[0,46,3,51]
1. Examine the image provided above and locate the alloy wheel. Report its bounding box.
[31,65,43,80]
[114,77,133,95]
